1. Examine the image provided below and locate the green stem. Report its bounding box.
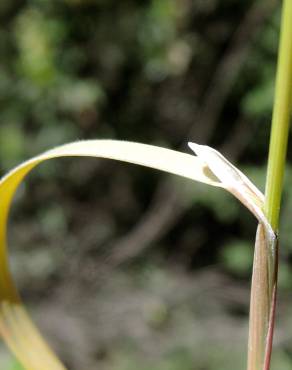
[264,0,292,229]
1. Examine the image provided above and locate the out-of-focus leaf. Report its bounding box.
[221,240,253,276]
[0,124,26,170]
[9,359,25,370]
[14,8,65,86]
[242,77,274,117]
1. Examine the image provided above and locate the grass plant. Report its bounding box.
[0,1,291,370]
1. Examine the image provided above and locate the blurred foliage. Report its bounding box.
[1,0,292,369]
[8,362,25,370]
[221,240,253,277]
[241,10,280,118]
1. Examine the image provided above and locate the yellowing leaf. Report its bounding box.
[0,139,269,369]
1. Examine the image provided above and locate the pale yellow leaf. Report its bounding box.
[0,139,268,369]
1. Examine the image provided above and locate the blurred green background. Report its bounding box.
[1,0,292,369]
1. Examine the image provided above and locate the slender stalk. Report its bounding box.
[264,0,292,230]
[247,1,292,369]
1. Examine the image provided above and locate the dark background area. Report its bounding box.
[1,0,292,369]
